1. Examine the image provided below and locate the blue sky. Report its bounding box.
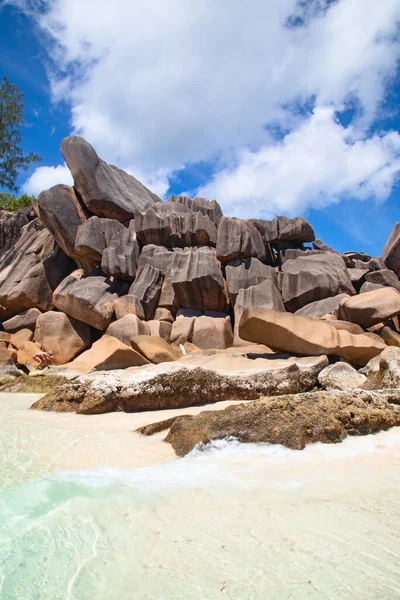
[1,0,400,256]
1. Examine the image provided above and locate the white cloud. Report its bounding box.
[13,0,400,214]
[197,107,400,218]
[23,164,73,195]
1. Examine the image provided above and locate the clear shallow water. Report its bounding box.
[1,394,400,599]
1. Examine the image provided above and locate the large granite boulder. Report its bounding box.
[34,185,91,269]
[2,308,41,333]
[247,218,279,244]
[361,346,400,389]
[138,244,175,275]
[295,293,351,319]
[113,294,145,321]
[163,389,400,456]
[234,280,285,345]
[239,307,386,366]
[365,269,400,291]
[34,311,91,364]
[135,202,217,248]
[216,217,266,263]
[57,335,150,376]
[168,195,223,225]
[382,223,400,277]
[61,135,159,221]
[101,221,139,280]
[53,269,120,330]
[280,254,356,312]
[0,224,74,315]
[75,216,125,266]
[192,313,233,350]
[130,335,180,364]
[338,288,400,328]
[225,257,277,306]
[277,216,315,242]
[170,309,202,346]
[128,264,164,320]
[359,282,384,294]
[170,247,228,313]
[106,314,150,345]
[0,206,33,258]
[32,354,328,413]
[317,362,367,390]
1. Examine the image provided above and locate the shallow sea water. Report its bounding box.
[0,393,400,600]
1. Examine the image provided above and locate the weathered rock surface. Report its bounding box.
[379,326,400,348]
[9,328,34,349]
[365,269,400,291]
[53,269,119,330]
[295,294,350,319]
[361,346,400,389]
[34,185,90,269]
[234,280,285,345]
[168,195,223,225]
[164,389,400,456]
[0,207,33,258]
[277,216,315,243]
[74,216,125,266]
[130,335,181,364]
[338,288,400,328]
[57,335,150,375]
[170,247,228,313]
[382,222,400,277]
[0,224,74,314]
[0,344,22,378]
[101,221,139,280]
[2,308,41,333]
[280,254,355,312]
[32,355,327,414]
[135,202,217,248]
[106,314,150,346]
[138,245,175,275]
[239,308,386,366]
[216,217,266,263]
[34,311,91,364]
[192,313,233,349]
[128,264,164,320]
[170,309,202,346]
[359,282,384,294]
[247,218,279,244]
[225,258,277,306]
[147,319,172,342]
[16,340,43,371]
[61,135,159,221]
[113,294,145,321]
[318,362,367,390]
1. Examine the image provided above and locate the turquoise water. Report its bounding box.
[1,394,400,600]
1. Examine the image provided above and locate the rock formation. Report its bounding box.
[0,135,398,441]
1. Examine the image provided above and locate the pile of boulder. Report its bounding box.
[1,135,400,446]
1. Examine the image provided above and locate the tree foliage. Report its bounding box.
[0,76,41,192]
[0,191,35,211]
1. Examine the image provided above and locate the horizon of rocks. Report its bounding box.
[0,133,399,381]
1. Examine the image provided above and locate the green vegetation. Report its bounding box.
[0,76,41,192]
[0,191,35,211]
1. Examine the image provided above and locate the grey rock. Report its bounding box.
[129,264,164,320]
[277,216,315,242]
[138,244,176,275]
[135,202,217,248]
[280,254,356,312]
[382,223,400,277]
[53,269,120,330]
[225,257,277,306]
[106,314,149,345]
[75,216,125,266]
[365,269,400,291]
[216,217,266,263]
[0,206,33,258]
[168,194,223,225]
[2,308,41,333]
[295,293,351,319]
[171,247,229,313]
[61,135,160,221]
[234,280,285,344]
[113,294,145,321]
[101,221,139,280]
